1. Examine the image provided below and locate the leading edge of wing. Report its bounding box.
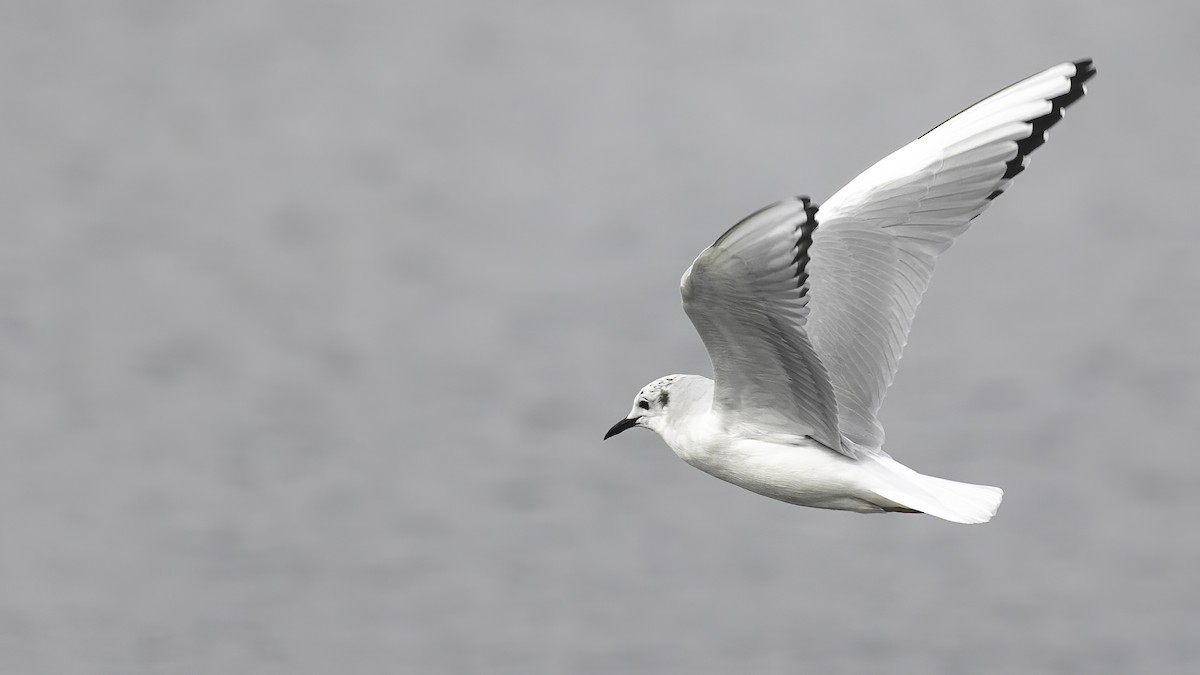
[681,197,846,454]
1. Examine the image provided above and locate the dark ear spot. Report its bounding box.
[638,400,650,410]
[658,391,669,406]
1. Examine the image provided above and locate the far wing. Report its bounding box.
[807,59,1095,453]
[681,197,843,452]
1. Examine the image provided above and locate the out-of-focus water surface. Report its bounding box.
[1,2,1197,673]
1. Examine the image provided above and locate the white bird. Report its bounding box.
[605,59,1095,524]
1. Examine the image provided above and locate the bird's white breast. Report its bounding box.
[663,417,890,513]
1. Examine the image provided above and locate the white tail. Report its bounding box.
[867,457,1004,524]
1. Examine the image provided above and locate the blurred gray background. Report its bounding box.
[2,1,1197,673]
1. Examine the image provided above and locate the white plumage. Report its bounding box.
[606,60,1095,524]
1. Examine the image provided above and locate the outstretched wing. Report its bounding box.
[681,197,843,451]
[807,59,1095,454]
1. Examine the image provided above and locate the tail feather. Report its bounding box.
[867,457,1003,524]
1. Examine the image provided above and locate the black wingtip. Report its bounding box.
[792,198,819,294]
[920,59,1096,143]
[1001,59,1096,179]
[1073,58,1097,83]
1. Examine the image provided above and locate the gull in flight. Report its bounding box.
[605,60,1095,524]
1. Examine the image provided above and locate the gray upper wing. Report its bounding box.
[807,59,1095,454]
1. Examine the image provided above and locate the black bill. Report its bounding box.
[603,416,639,440]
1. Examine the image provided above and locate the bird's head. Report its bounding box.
[603,374,683,440]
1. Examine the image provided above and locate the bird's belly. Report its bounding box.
[681,436,889,513]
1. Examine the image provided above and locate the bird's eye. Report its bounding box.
[638,400,650,410]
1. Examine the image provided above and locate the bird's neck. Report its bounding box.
[654,384,717,459]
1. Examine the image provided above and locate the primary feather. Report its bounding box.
[810,59,1096,454]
